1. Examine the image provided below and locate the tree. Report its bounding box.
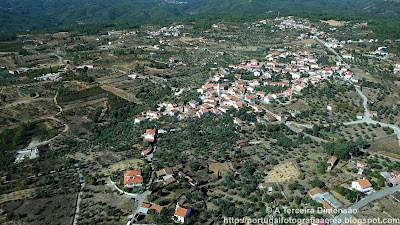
[322,141,360,159]
[310,178,325,188]
[355,136,365,149]
[264,194,273,203]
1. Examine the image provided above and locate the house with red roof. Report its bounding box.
[65,64,76,70]
[380,171,400,185]
[141,146,152,156]
[124,169,143,187]
[233,118,245,126]
[143,129,157,142]
[164,176,176,185]
[352,179,373,192]
[245,94,258,103]
[138,202,164,214]
[369,111,378,117]
[135,117,147,124]
[8,69,25,74]
[357,161,367,174]
[174,203,191,223]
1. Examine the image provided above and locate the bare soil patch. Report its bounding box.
[102,159,144,175]
[320,20,348,26]
[352,66,378,82]
[0,188,34,204]
[209,162,231,175]
[264,162,299,183]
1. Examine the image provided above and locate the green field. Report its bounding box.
[0,42,23,52]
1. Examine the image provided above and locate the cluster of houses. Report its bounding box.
[380,171,400,185]
[369,47,388,56]
[64,63,95,71]
[325,157,400,194]
[272,17,311,31]
[155,165,196,186]
[137,202,192,223]
[134,46,359,123]
[146,25,184,38]
[15,147,39,163]
[156,166,179,185]
[326,157,372,193]
[34,72,60,81]
[127,164,194,223]
[8,63,95,79]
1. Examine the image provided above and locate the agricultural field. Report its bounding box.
[0,42,23,52]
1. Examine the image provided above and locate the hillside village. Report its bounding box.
[115,17,400,225]
[1,14,400,225]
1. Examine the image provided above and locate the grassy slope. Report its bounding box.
[0,42,23,52]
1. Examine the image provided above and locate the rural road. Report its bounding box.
[105,147,156,224]
[50,53,63,65]
[331,185,400,225]
[72,146,94,225]
[315,37,350,68]
[105,179,150,219]
[307,37,400,146]
[342,86,400,146]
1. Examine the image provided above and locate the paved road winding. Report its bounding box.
[311,37,400,146]
[331,185,400,225]
[342,86,400,146]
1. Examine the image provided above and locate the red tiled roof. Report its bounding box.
[353,179,372,188]
[141,202,151,208]
[174,205,190,217]
[126,169,141,176]
[124,173,143,185]
[308,187,324,196]
[149,204,164,213]
[165,177,176,184]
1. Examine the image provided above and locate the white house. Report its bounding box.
[352,179,373,192]
[233,118,245,126]
[143,129,157,142]
[264,95,275,103]
[174,203,191,223]
[344,72,354,80]
[327,105,337,111]
[135,117,146,124]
